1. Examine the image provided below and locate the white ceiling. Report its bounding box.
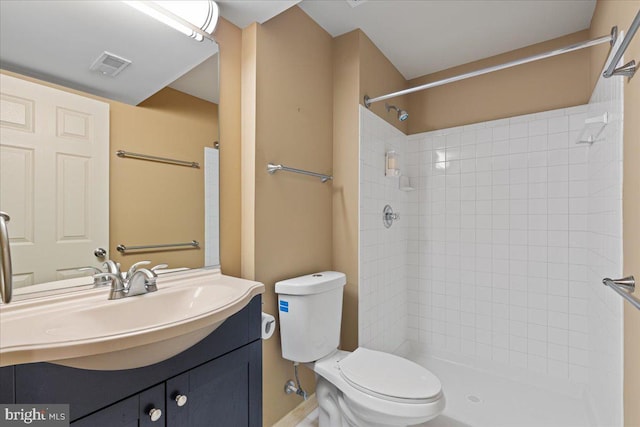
[0,1,598,105]
[218,0,302,28]
[0,1,218,105]
[169,54,220,104]
[298,0,597,79]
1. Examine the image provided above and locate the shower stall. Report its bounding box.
[358,30,632,427]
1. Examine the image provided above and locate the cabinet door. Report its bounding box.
[71,396,138,427]
[166,342,261,427]
[0,366,15,403]
[139,384,166,427]
[71,384,165,427]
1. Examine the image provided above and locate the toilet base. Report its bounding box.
[316,377,378,427]
[313,351,445,427]
[316,378,350,427]
[316,377,442,427]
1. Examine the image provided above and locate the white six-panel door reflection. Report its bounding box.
[0,74,109,289]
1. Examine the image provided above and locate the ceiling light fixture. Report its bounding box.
[123,1,219,42]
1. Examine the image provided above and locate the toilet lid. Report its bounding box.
[338,348,442,402]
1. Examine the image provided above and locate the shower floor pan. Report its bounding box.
[405,351,591,427]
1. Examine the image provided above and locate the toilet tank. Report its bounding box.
[275,271,346,363]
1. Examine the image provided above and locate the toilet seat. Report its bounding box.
[338,348,442,404]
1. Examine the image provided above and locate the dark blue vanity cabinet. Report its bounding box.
[0,296,262,427]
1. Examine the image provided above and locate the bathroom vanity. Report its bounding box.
[0,296,262,426]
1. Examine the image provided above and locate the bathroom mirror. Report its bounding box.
[0,1,220,299]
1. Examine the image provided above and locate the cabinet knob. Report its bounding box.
[175,394,188,407]
[148,408,162,422]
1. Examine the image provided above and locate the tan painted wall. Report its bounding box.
[358,32,409,134]
[407,31,592,133]
[0,70,218,273]
[215,18,243,277]
[331,30,409,352]
[241,7,334,426]
[589,2,640,426]
[241,22,258,281]
[109,88,218,271]
[332,31,362,353]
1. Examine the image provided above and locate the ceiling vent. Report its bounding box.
[89,51,132,77]
[345,0,368,7]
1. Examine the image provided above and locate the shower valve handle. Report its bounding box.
[383,205,399,228]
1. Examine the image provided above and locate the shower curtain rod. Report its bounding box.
[364,28,617,107]
[603,10,640,78]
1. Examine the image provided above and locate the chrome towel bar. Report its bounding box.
[603,276,640,310]
[116,150,200,168]
[267,163,333,183]
[117,240,200,254]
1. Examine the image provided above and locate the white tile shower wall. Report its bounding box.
[584,54,623,427]
[359,106,409,353]
[407,105,598,393]
[358,89,622,425]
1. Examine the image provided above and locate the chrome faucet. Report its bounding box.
[127,269,158,296]
[93,273,126,300]
[93,260,164,300]
[77,260,124,288]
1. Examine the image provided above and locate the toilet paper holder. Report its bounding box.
[261,312,276,340]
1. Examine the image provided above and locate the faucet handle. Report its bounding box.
[151,264,169,272]
[126,261,151,279]
[78,266,102,275]
[103,260,121,275]
[78,267,112,287]
[94,273,124,290]
[145,272,158,292]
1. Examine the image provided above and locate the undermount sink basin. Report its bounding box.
[0,269,264,370]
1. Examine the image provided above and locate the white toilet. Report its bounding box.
[275,271,445,427]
